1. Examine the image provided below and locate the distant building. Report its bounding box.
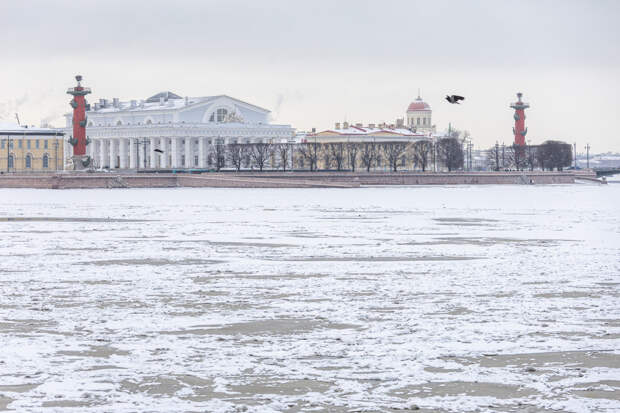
[309,122,429,144]
[0,123,65,172]
[61,91,294,169]
[406,93,433,133]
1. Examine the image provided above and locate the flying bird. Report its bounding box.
[154,149,164,153]
[445,95,465,104]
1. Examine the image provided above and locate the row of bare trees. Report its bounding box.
[486,141,573,171]
[206,138,465,172]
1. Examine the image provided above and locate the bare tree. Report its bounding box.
[437,137,464,171]
[525,143,537,171]
[412,140,432,172]
[212,141,226,171]
[227,143,248,172]
[275,143,291,171]
[486,143,501,171]
[249,142,272,172]
[360,142,377,172]
[381,142,408,172]
[297,141,320,171]
[321,145,333,170]
[506,144,527,171]
[347,142,359,172]
[537,140,572,171]
[328,143,346,171]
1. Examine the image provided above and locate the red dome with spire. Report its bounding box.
[407,97,430,112]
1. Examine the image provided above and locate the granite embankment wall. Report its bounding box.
[233,172,578,185]
[0,171,594,189]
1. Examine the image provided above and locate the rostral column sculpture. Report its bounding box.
[67,75,92,169]
[510,92,529,146]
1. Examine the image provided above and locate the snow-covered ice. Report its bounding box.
[0,185,619,412]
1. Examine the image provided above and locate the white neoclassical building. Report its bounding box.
[61,91,294,170]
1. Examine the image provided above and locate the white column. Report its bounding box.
[184,138,192,169]
[97,138,105,168]
[198,138,206,168]
[109,139,117,169]
[129,138,137,169]
[171,137,179,168]
[119,138,127,169]
[150,138,157,169]
[160,138,168,169]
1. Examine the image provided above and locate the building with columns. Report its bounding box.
[62,91,294,170]
[406,93,433,133]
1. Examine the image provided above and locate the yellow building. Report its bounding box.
[0,123,65,173]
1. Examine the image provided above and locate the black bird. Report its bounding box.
[445,95,465,104]
[154,149,164,154]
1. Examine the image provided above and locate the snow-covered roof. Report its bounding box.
[0,122,63,135]
[146,91,182,103]
[320,126,427,137]
[86,94,271,115]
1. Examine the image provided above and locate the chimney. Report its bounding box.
[130,100,137,108]
[94,102,100,111]
[355,123,363,128]
[343,121,349,129]
[368,123,375,129]
[311,127,316,133]
[113,98,120,108]
[396,118,404,128]
[335,122,340,130]
[185,96,189,106]
[139,100,145,108]
[159,96,164,106]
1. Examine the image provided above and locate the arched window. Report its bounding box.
[8,154,14,168]
[146,119,152,125]
[116,120,122,126]
[209,108,228,122]
[217,108,228,122]
[42,154,49,168]
[25,154,32,168]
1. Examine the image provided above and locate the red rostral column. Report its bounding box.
[510,92,529,146]
[67,75,91,166]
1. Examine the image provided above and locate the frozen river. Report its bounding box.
[0,185,619,412]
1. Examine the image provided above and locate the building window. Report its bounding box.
[146,119,152,125]
[35,140,40,149]
[0,141,4,149]
[25,154,32,168]
[194,155,198,166]
[44,140,48,149]
[417,118,420,125]
[210,108,228,123]
[27,140,31,149]
[18,140,23,149]
[42,154,49,168]
[181,155,185,165]
[116,120,122,126]
[8,154,14,168]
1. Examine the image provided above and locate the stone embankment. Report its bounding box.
[0,171,599,189]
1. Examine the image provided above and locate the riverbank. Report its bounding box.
[0,170,600,189]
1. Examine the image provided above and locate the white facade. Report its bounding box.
[62,92,294,169]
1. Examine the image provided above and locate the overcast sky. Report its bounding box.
[1,0,618,152]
